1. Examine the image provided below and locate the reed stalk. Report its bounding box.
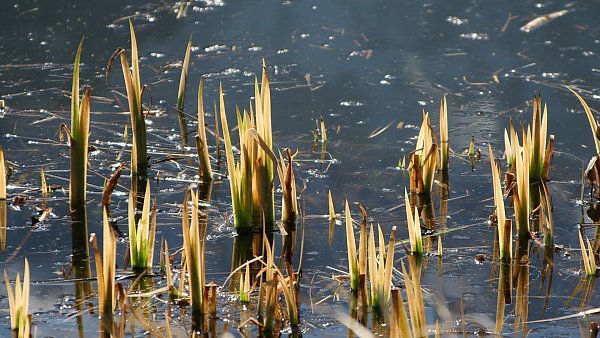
[489,145,512,261]
[181,188,207,325]
[578,230,597,276]
[176,36,192,148]
[439,97,449,172]
[106,21,147,178]
[4,258,30,338]
[0,147,5,200]
[90,207,117,319]
[405,188,423,254]
[390,287,411,337]
[128,182,156,273]
[279,148,298,226]
[61,39,91,211]
[344,200,359,293]
[320,116,327,143]
[196,78,213,181]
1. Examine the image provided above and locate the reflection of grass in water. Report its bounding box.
[0,147,5,200]
[4,258,31,338]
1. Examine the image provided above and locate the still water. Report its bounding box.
[1,0,600,336]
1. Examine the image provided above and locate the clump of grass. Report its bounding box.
[367,224,396,322]
[404,188,423,254]
[196,78,213,181]
[181,188,207,326]
[128,182,156,273]
[578,230,597,276]
[176,36,192,148]
[220,63,276,230]
[60,39,91,211]
[4,258,31,338]
[344,200,359,293]
[90,207,117,318]
[0,147,6,200]
[409,112,437,196]
[439,97,449,172]
[489,145,512,261]
[107,21,148,178]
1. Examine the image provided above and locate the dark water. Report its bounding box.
[1,0,600,336]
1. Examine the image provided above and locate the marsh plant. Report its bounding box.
[90,208,117,319]
[128,182,157,273]
[4,258,30,338]
[367,224,396,322]
[409,112,437,196]
[0,147,5,200]
[60,39,91,211]
[404,189,423,254]
[196,78,213,181]
[181,188,208,327]
[344,200,359,293]
[439,97,449,172]
[578,230,597,276]
[489,145,512,261]
[107,22,148,178]
[389,253,426,337]
[220,63,275,231]
[176,36,192,148]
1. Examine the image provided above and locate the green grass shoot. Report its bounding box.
[90,207,117,318]
[405,188,423,254]
[344,200,359,293]
[128,181,156,273]
[0,147,6,200]
[578,231,596,276]
[106,21,148,177]
[439,97,449,172]
[181,188,207,321]
[176,36,192,148]
[514,126,531,239]
[196,77,213,181]
[219,84,253,230]
[4,258,30,337]
[489,145,511,261]
[62,39,91,210]
[527,95,552,181]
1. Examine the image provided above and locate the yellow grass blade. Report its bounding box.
[0,147,6,200]
[568,87,600,154]
[405,188,422,253]
[344,200,358,292]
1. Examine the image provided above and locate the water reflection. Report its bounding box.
[70,207,92,338]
